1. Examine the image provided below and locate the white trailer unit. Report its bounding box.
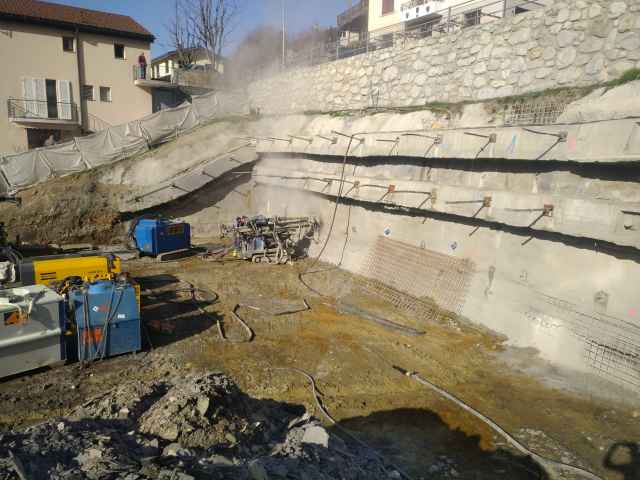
[0,285,65,378]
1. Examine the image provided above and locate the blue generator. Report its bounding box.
[133,218,191,256]
[69,280,141,361]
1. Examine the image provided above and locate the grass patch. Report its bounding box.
[603,67,640,91]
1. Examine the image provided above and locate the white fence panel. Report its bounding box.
[76,127,148,167]
[192,92,219,121]
[0,150,51,190]
[139,103,200,145]
[40,140,86,175]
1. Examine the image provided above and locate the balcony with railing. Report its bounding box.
[338,0,369,29]
[132,65,177,89]
[401,0,430,10]
[7,98,79,125]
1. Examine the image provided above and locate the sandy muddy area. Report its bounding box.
[0,254,638,479]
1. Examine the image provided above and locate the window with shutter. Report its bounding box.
[34,78,47,118]
[382,0,394,15]
[57,80,73,120]
[22,78,36,117]
[22,78,47,118]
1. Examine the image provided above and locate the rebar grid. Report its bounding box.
[358,237,475,323]
[584,339,640,390]
[503,100,568,126]
[533,293,640,391]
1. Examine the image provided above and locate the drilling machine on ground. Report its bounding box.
[221,215,319,264]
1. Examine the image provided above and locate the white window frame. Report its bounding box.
[21,77,47,118]
[99,86,112,103]
[57,80,73,120]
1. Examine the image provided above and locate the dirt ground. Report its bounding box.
[0,173,128,246]
[0,254,638,480]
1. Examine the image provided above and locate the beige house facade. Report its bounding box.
[0,0,155,154]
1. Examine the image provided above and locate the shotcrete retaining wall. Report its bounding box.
[248,0,640,114]
[15,80,637,399]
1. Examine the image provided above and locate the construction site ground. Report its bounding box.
[0,253,638,480]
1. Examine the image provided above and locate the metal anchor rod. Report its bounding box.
[315,134,337,144]
[288,134,313,143]
[401,133,441,142]
[522,128,568,141]
[331,130,365,143]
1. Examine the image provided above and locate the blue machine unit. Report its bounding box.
[133,218,191,256]
[69,281,140,361]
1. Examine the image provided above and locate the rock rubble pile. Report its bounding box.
[0,373,395,479]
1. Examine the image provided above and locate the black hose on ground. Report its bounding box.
[274,366,415,480]
[337,302,425,337]
[142,280,254,344]
[380,358,604,480]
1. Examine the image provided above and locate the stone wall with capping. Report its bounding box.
[248,0,640,114]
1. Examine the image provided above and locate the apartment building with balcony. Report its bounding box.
[0,0,155,153]
[367,0,546,36]
[150,47,225,81]
[337,0,369,45]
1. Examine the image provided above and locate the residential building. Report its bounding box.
[0,0,156,153]
[368,0,402,33]
[366,0,547,36]
[148,48,225,113]
[150,47,225,82]
[337,0,369,45]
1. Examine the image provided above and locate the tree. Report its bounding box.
[167,0,242,73]
[166,0,200,69]
[189,0,242,73]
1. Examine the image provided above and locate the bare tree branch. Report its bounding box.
[185,0,243,72]
[166,0,201,69]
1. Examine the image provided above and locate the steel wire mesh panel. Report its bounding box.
[534,292,640,391]
[358,237,474,322]
[503,100,568,126]
[584,338,640,391]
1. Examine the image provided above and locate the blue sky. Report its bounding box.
[52,0,350,58]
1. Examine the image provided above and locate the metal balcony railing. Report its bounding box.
[133,64,150,81]
[401,0,431,10]
[7,98,78,122]
[87,113,112,133]
[133,64,173,82]
[337,0,369,28]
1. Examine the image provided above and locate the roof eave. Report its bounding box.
[0,12,155,43]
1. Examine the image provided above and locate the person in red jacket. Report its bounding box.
[138,52,147,80]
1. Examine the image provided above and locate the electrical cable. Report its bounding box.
[96,285,126,361]
[378,356,604,480]
[336,302,425,336]
[274,366,415,480]
[144,280,254,344]
[94,284,116,360]
[298,134,356,296]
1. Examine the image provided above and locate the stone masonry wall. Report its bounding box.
[248,0,640,114]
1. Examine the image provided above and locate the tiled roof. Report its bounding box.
[0,0,154,41]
